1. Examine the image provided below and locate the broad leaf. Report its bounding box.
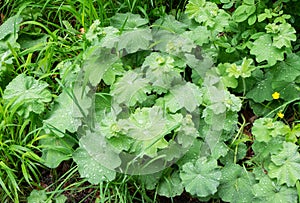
[225,58,256,78]
[272,23,296,49]
[185,0,206,22]
[43,90,82,137]
[252,118,290,143]
[186,0,229,32]
[158,170,184,198]
[176,114,199,148]
[118,28,152,54]
[161,82,203,113]
[110,13,148,29]
[246,74,273,102]
[218,164,255,203]
[250,34,285,66]
[232,5,256,23]
[184,26,210,46]
[180,157,221,197]
[3,74,51,118]
[142,52,181,92]
[269,53,300,83]
[40,134,76,168]
[176,139,203,167]
[118,106,181,141]
[268,142,300,187]
[27,190,48,203]
[111,70,152,106]
[252,138,283,162]
[138,172,163,190]
[82,47,119,86]
[73,148,116,184]
[0,15,22,41]
[272,81,300,101]
[153,15,188,34]
[79,129,122,170]
[253,176,298,203]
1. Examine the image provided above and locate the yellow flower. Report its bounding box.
[272,92,280,100]
[277,112,284,119]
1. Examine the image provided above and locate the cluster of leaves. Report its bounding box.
[2,0,300,202]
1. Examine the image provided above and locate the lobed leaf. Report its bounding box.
[73,148,116,184]
[268,142,300,187]
[252,176,297,203]
[218,164,255,203]
[180,157,221,197]
[250,34,285,66]
[111,70,152,106]
[3,74,51,118]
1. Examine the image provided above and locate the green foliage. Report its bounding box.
[1,0,300,202]
[252,176,298,203]
[180,157,221,197]
[3,74,52,118]
[268,142,300,187]
[73,148,116,184]
[218,164,255,203]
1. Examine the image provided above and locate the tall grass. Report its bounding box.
[0,90,45,202]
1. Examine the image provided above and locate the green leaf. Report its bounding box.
[226,58,256,78]
[180,157,221,197]
[184,26,210,46]
[118,106,180,141]
[43,90,82,137]
[176,114,199,148]
[250,34,285,66]
[0,15,22,41]
[158,170,184,197]
[244,0,255,4]
[18,33,48,49]
[40,134,76,168]
[110,13,148,29]
[54,195,67,203]
[248,14,257,25]
[79,129,121,171]
[118,28,152,54]
[177,139,203,166]
[216,63,238,88]
[253,176,298,203]
[153,15,188,34]
[82,47,119,86]
[98,26,120,49]
[138,172,162,190]
[190,55,214,84]
[252,138,283,162]
[73,148,116,184]
[27,190,49,203]
[118,106,182,157]
[272,81,300,101]
[272,23,296,49]
[111,70,152,106]
[218,164,255,203]
[142,52,181,92]
[185,0,206,21]
[3,74,52,118]
[252,118,290,142]
[186,0,229,31]
[268,142,300,187]
[246,74,273,102]
[161,82,203,113]
[269,53,300,83]
[232,5,256,23]
[213,10,230,32]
